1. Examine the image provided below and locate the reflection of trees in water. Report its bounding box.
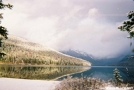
[61,67,134,84]
[119,68,134,83]
[0,66,88,80]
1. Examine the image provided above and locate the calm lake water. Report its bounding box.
[0,65,134,83]
[58,66,134,83]
[0,65,89,80]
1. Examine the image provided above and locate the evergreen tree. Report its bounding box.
[113,68,123,86]
[0,0,13,58]
[118,1,134,52]
[118,11,134,38]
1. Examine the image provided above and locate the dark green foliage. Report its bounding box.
[0,0,13,9]
[0,52,5,58]
[0,0,13,38]
[0,0,12,58]
[118,11,134,38]
[0,26,8,39]
[113,68,123,86]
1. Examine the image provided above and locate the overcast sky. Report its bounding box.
[1,0,134,58]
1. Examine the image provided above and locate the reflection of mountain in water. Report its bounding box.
[119,67,134,83]
[0,65,89,80]
[1,65,133,83]
[59,67,134,83]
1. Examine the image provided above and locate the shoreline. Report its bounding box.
[0,78,133,90]
[53,67,90,80]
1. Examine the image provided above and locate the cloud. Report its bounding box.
[51,16,130,58]
[88,8,99,17]
[1,0,133,59]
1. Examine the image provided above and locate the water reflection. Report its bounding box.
[0,65,134,83]
[58,66,134,83]
[0,65,89,80]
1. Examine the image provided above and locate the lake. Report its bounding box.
[58,66,134,83]
[0,65,89,80]
[0,65,134,83]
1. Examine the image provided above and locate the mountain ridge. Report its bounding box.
[0,35,91,66]
[116,55,134,66]
[60,49,124,66]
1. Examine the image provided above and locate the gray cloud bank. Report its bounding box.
[2,0,134,58]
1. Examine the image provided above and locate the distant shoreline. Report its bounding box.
[53,66,90,80]
[0,77,132,90]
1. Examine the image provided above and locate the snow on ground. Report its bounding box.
[0,78,60,90]
[105,85,133,90]
[0,78,133,90]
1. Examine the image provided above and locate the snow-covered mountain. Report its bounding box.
[60,49,124,66]
[0,35,91,66]
[61,49,96,64]
[116,55,134,66]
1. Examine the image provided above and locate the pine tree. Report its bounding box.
[118,1,134,52]
[0,0,13,58]
[118,11,134,38]
[113,68,123,86]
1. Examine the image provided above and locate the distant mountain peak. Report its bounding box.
[60,49,126,66]
[60,49,95,63]
[67,49,94,58]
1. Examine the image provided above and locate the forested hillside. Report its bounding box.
[0,35,91,66]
